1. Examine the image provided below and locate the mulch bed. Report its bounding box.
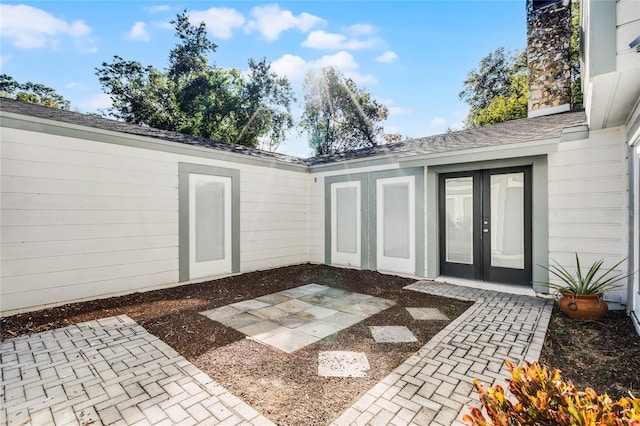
[3,264,639,424]
[540,303,640,400]
[0,264,472,425]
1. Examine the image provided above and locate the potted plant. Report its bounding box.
[539,254,628,320]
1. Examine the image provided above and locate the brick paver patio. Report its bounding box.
[0,281,553,426]
[0,315,274,426]
[330,281,553,426]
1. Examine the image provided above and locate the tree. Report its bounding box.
[96,11,294,150]
[473,74,528,127]
[570,0,583,109]
[0,74,70,110]
[301,67,388,156]
[459,48,527,128]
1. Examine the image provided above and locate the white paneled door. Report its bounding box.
[331,181,361,267]
[189,174,232,279]
[376,176,415,274]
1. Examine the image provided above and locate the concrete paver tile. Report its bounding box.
[370,326,418,343]
[261,329,320,353]
[318,351,370,378]
[406,307,450,320]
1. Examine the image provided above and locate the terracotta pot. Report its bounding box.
[558,292,608,320]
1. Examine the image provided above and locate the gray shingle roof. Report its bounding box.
[308,110,587,165]
[0,98,308,166]
[0,98,587,167]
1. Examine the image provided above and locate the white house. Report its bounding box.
[1,0,638,333]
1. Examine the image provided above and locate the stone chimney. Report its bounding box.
[527,0,573,117]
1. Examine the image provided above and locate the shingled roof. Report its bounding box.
[308,109,588,165]
[0,97,587,167]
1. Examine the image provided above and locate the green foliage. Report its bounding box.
[538,253,628,295]
[0,74,70,110]
[459,48,527,128]
[464,360,640,426]
[96,11,294,150]
[301,67,388,156]
[473,74,528,127]
[571,0,584,110]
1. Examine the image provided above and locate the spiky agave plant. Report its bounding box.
[539,253,629,295]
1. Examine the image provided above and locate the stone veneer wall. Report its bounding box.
[527,0,572,114]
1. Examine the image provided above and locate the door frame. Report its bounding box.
[324,167,424,276]
[437,165,534,286]
[178,163,240,282]
[425,156,549,291]
[438,171,481,279]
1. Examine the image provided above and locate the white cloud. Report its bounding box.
[127,22,150,42]
[0,4,93,49]
[376,51,398,63]
[271,54,309,83]
[79,93,113,111]
[344,24,376,36]
[430,117,447,127]
[428,116,465,133]
[147,5,171,13]
[302,30,383,50]
[449,121,465,131]
[246,5,324,41]
[189,7,245,39]
[66,81,86,90]
[271,51,377,85]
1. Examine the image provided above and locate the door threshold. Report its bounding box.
[435,276,537,297]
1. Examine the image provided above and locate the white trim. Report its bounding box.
[331,181,361,267]
[189,174,232,279]
[527,104,571,118]
[631,152,640,332]
[376,175,416,274]
[399,137,561,166]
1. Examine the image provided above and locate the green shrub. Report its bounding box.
[463,360,640,426]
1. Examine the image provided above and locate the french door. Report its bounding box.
[439,167,532,285]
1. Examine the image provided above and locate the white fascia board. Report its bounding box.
[0,111,309,173]
[398,137,561,167]
[626,98,640,147]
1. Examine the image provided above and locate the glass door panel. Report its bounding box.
[331,181,361,267]
[383,183,410,258]
[445,177,474,264]
[189,174,232,279]
[490,173,524,269]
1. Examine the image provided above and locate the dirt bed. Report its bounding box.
[1,264,472,425]
[540,303,640,400]
[3,264,639,424]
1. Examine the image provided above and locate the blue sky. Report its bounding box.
[0,1,526,157]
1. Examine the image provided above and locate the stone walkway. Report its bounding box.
[0,315,274,426]
[200,284,394,353]
[0,281,553,426]
[330,281,553,426]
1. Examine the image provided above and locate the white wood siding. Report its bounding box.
[1,125,309,315]
[547,127,630,303]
